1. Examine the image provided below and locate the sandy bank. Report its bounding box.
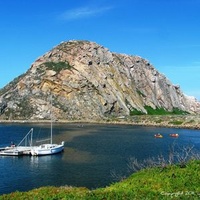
[0,115,200,130]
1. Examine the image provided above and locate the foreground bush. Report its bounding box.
[1,159,200,200]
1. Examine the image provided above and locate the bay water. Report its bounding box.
[0,123,200,195]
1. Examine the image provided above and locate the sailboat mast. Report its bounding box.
[50,95,53,144]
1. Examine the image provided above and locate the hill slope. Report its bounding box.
[0,40,199,120]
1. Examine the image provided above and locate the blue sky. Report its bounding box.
[0,0,200,100]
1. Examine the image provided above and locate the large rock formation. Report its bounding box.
[0,40,199,120]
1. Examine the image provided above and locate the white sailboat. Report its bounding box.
[31,140,64,156]
[31,97,64,156]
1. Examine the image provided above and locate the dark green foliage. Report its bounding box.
[145,106,189,115]
[43,61,72,72]
[145,106,168,115]
[169,120,183,125]
[130,106,189,116]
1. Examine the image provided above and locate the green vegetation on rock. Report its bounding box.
[145,106,189,115]
[169,120,183,125]
[130,106,189,116]
[44,61,73,72]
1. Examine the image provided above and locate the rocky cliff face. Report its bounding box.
[0,40,200,120]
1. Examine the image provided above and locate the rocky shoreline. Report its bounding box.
[0,115,200,130]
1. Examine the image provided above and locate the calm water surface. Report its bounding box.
[0,123,200,195]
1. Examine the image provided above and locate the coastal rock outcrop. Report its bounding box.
[0,40,199,120]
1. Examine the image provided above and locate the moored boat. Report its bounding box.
[154,133,163,138]
[31,142,64,156]
[0,148,23,156]
[0,128,34,156]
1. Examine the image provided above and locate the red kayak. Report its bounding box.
[170,133,179,137]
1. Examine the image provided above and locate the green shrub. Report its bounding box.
[144,106,189,115]
[169,120,183,125]
[43,61,72,73]
[144,106,167,115]
[130,106,189,116]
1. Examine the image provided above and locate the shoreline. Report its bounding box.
[0,115,200,130]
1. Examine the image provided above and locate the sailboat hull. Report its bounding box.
[31,142,64,156]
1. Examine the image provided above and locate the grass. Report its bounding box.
[1,160,199,200]
[100,160,200,199]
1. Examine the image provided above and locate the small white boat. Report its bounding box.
[0,128,34,156]
[0,148,24,156]
[31,96,64,156]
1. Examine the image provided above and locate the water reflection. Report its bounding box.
[30,153,64,166]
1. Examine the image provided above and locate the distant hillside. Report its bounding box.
[0,40,200,120]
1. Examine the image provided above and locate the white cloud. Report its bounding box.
[59,6,113,21]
